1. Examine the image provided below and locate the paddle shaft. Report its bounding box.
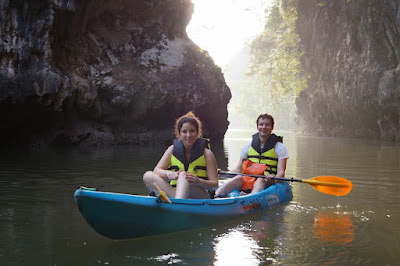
[219,171,298,181]
[218,171,347,188]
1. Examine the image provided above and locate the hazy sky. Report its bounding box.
[187,0,271,70]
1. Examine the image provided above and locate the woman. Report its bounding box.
[143,112,219,199]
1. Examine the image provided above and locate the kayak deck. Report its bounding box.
[74,182,293,239]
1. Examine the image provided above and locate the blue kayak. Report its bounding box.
[74,182,293,240]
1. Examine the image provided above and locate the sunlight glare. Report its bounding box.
[187,0,271,70]
[214,229,260,266]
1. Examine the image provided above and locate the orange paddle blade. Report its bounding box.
[153,182,172,203]
[303,176,352,196]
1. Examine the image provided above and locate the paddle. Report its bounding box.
[218,171,352,196]
[153,182,172,203]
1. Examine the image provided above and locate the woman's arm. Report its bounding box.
[203,149,219,188]
[153,145,178,179]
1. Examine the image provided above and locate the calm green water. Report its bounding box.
[0,129,399,265]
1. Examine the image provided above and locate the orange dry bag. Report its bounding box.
[241,160,268,191]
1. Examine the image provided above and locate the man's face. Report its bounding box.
[257,118,274,138]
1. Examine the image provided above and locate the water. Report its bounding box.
[1,129,399,265]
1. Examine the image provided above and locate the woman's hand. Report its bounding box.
[166,170,181,180]
[182,171,199,184]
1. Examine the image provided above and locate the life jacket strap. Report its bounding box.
[168,166,180,171]
[247,155,278,161]
[193,166,207,172]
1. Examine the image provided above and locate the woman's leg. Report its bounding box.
[175,172,213,199]
[143,171,176,198]
[174,172,190,199]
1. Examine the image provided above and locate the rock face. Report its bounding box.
[296,0,400,142]
[0,0,231,147]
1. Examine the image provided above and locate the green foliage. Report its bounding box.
[199,48,211,58]
[229,0,307,130]
[250,0,307,97]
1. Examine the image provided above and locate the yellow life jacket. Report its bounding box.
[247,133,282,175]
[169,138,210,187]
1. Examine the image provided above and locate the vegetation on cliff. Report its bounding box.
[230,0,306,130]
[231,0,399,142]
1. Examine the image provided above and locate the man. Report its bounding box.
[215,113,288,197]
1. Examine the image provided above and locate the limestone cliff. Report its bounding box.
[0,0,231,147]
[296,0,400,142]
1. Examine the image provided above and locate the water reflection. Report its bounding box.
[312,211,354,246]
[214,228,260,265]
[148,253,182,264]
[213,207,288,265]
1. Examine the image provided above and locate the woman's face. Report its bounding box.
[179,122,198,147]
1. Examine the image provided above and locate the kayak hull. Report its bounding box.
[74,182,293,239]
